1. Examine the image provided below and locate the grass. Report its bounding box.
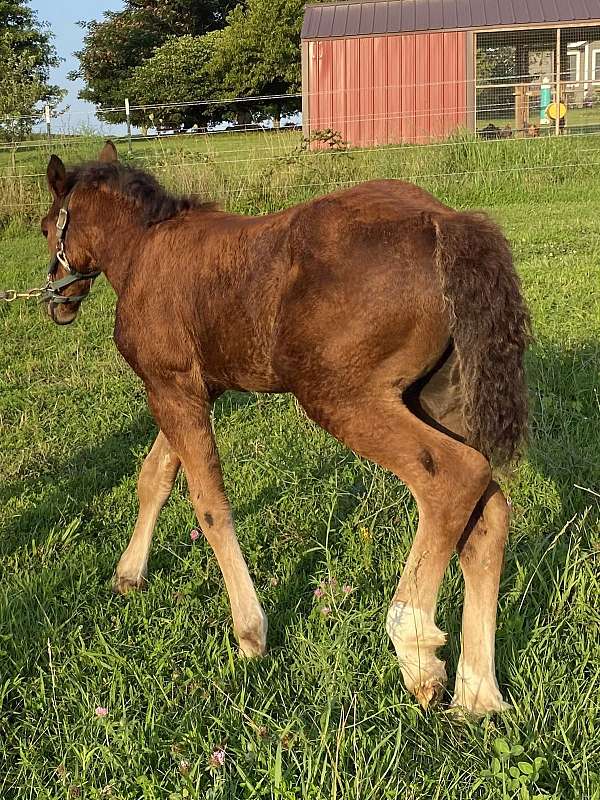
[4,125,600,221]
[0,135,599,799]
[478,104,600,130]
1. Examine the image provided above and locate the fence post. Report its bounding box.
[44,104,51,141]
[125,97,132,155]
[555,28,561,137]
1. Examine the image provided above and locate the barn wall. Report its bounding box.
[306,31,468,145]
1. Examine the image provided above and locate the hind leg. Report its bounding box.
[453,481,510,714]
[385,441,490,708]
[302,392,490,708]
[415,360,510,713]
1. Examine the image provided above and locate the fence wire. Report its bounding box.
[4,26,600,220]
[3,157,599,214]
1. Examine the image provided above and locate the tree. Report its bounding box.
[0,0,62,140]
[71,0,237,125]
[126,32,227,131]
[214,0,304,126]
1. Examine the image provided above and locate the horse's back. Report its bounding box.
[273,181,452,398]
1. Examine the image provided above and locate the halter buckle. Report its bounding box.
[56,207,68,233]
[56,242,72,272]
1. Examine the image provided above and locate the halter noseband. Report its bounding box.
[44,194,101,305]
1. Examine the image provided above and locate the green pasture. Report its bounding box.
[3,126,600,222]
[0,134,599,799]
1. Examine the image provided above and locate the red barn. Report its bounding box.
[301,0,600,146]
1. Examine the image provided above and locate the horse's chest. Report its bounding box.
[113,308,189,378]
[113,312,144,374]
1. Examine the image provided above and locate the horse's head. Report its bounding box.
[41,141,118,325]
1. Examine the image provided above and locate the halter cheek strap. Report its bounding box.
[43,195,101,306]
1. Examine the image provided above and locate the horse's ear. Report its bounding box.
[47,154,66,199]
[99,140,118,163]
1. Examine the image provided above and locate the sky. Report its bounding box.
[31,0,124,133]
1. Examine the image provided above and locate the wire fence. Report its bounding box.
[3,22,600,144]
[3,155,598,215]
[5,131,600,183]
[4,32,600,221]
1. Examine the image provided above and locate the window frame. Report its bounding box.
[592,49,600,82]
[567,51,579,84]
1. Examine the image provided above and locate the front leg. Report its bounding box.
[114,430,180,593]
[148,385,267,657]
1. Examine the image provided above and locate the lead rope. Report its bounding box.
[0,287,49,303]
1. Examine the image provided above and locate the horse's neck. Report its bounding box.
[94,211,143,297]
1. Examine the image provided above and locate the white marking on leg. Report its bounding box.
[386,602,446,652]
[452,644,510,715]
[114,432,179,593]
[386,602,447,706]
[453,484,511,715]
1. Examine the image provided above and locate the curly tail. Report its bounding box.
[428,211,531,467]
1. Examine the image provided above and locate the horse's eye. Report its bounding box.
[42,228,48,239]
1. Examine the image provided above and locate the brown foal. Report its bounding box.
[41,142,530,715]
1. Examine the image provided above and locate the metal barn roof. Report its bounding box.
[301,0,600,38]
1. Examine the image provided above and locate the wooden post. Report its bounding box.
[466,31,476,133]
[125,97,132,154]
[556,28,561,136]
[301,41,310,140]
[515,86,529,135]
[44,104,51,141]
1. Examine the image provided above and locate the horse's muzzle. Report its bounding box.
[48,299,79,326]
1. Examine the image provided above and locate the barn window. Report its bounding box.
[593,50,600,81]
[567,53,579,83]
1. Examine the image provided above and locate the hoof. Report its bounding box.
[404,656,448,710]
[386,602,448,709]
[238,636,267,658]
[414,673,447,710]
[450,693,511,718]
[451,663,511,716]
[236,610,268,658]
[112,573,146,595]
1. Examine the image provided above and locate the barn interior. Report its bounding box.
[476,25,600,136]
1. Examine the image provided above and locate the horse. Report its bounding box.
[40,141,530,716]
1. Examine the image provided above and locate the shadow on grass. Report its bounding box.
[1,340,598,697]
[0,391,258,559]
[525,338,600,514]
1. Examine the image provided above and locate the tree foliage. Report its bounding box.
[214,0,304,123]
[70,0,236,124]
[126,32,226,130]
[0,0,62,140]
[74,0,306,128]
[476,46,518,121]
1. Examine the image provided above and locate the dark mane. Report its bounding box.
[65,161,215,227]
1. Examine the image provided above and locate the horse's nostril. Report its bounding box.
[48,300,78,326]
